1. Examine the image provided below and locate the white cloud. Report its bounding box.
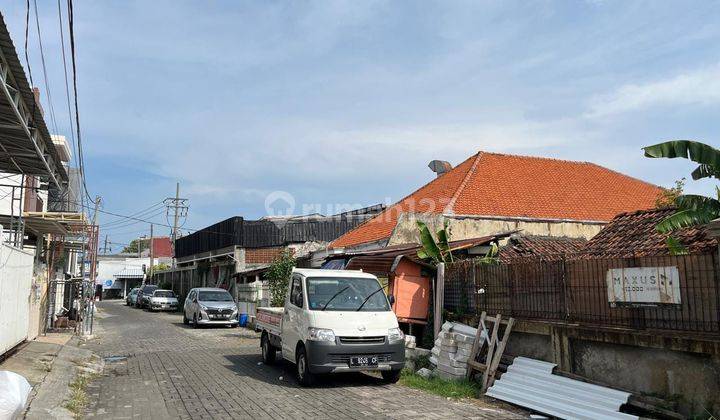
[587,64,720,117]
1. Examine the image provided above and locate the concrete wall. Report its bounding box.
[572,340,720,416]
[506,325,720,417]
[387,213,605,246]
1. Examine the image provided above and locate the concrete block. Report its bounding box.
[437,364,467,376]
[431,347,440,357]
[437,357,466,368]
[441,321,454,332]
[453,333,475,344]
[416,368,432,379]
[413,347,432,357]
[440,344,458,354]
[429,356,437,366]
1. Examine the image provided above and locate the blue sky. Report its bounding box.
[4,1,720,248]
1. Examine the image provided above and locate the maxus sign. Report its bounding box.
[606,266,681,307]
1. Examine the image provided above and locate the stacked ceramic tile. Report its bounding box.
[429,322,476,381]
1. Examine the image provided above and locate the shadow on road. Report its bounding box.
[223,353,388,389]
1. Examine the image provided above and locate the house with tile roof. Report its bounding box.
[580,207,717,257]
[331,151,664,251]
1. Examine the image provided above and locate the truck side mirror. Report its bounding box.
[388,295,395,305]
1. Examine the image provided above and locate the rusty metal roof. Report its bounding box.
[0,13,67,185]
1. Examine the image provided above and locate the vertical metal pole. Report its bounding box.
[17,176,25,247]
[149,224,154,283]
[434,262,445,340]
[172,182,180,268]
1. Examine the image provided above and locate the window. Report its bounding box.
[306,277,390,312]
[290,276,303,308]
[154,290,175,298]
[198,291,233,302]
[187,291,195,301]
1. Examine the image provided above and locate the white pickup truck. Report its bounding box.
[256,268,406,386]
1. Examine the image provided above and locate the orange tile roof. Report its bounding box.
[331,151,663,248]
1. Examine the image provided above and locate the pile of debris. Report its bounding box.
[429,322,479,380]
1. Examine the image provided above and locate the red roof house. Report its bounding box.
[332,151,663,249]
[150,237,173,258]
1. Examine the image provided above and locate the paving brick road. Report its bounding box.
[81,301,526,419]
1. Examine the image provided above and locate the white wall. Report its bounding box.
[0,238,34,356]
[0,173,24,216]
[96,257,150,290]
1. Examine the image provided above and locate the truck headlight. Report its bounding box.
[308,328,336,343]
[388,327,405,344]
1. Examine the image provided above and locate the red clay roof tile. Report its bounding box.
[331,151,663,248]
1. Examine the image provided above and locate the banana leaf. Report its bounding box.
[691,164,720,180]
[643,141,720,180]
[656,208,717,233]
[674,194,720,213]
[416,221,442,263]
[665,236,689,256]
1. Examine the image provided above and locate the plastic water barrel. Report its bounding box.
[239,313,248,327]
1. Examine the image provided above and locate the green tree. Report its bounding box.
[122,238,149,254]
[655,178,685,209]
[644,141,720,252]
[264,249,296,307]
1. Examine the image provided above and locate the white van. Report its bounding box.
[256,268,405,386]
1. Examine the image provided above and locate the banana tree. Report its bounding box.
[416,220,453,264]
[643,141,720,253]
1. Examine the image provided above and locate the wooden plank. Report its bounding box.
[485,317,514,390]
[481,314,501,390]
[466,311,487,379]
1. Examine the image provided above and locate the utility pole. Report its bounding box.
[164,182,188,268]
[102,234,109,254]
[148,223,154,282]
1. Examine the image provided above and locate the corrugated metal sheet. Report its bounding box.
[486,357,637,420]
[174,216,375,258]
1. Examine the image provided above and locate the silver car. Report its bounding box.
[183,287,238,328]
[148,289,179,312]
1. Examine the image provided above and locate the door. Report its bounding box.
[184,290,195,318]
[281,275,304,361]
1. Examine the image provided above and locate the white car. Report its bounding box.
[183,287,238,328]
[256,268,405,386]
[148,289,179,312]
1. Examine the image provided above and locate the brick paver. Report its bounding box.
[82,301,525,419]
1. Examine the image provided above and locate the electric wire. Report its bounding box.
[32,0,60,137]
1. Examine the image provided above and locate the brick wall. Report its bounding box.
[244,247,286,264]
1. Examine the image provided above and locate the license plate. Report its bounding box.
[349,356,378,367]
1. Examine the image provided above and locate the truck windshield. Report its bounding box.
[306,277,390,311]
[198,291,233,302]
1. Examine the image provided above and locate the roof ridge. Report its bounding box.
[444,151,483,214]
[478,151,596,165]
[330,153,480,248]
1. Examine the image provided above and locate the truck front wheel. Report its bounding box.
[261,334,276,364]
[295,346,315,387]
[381,369,402,384]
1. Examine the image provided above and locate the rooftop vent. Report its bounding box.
[428,160,452,177]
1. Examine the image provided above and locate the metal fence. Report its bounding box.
[444,252,720,335]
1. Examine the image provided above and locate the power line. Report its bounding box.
[23,0,37,121]
[66,0,92,202]
[32,0,60,136]
[100,202,165,228]
[57,0,79,178]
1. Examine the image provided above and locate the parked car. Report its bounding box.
[256,268,405,386]
[126,287,140,306]
[183,287,238,328]
[148,289,179,312]
[135,284,158,309]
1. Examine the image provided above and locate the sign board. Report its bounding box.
[606,266,681,306]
